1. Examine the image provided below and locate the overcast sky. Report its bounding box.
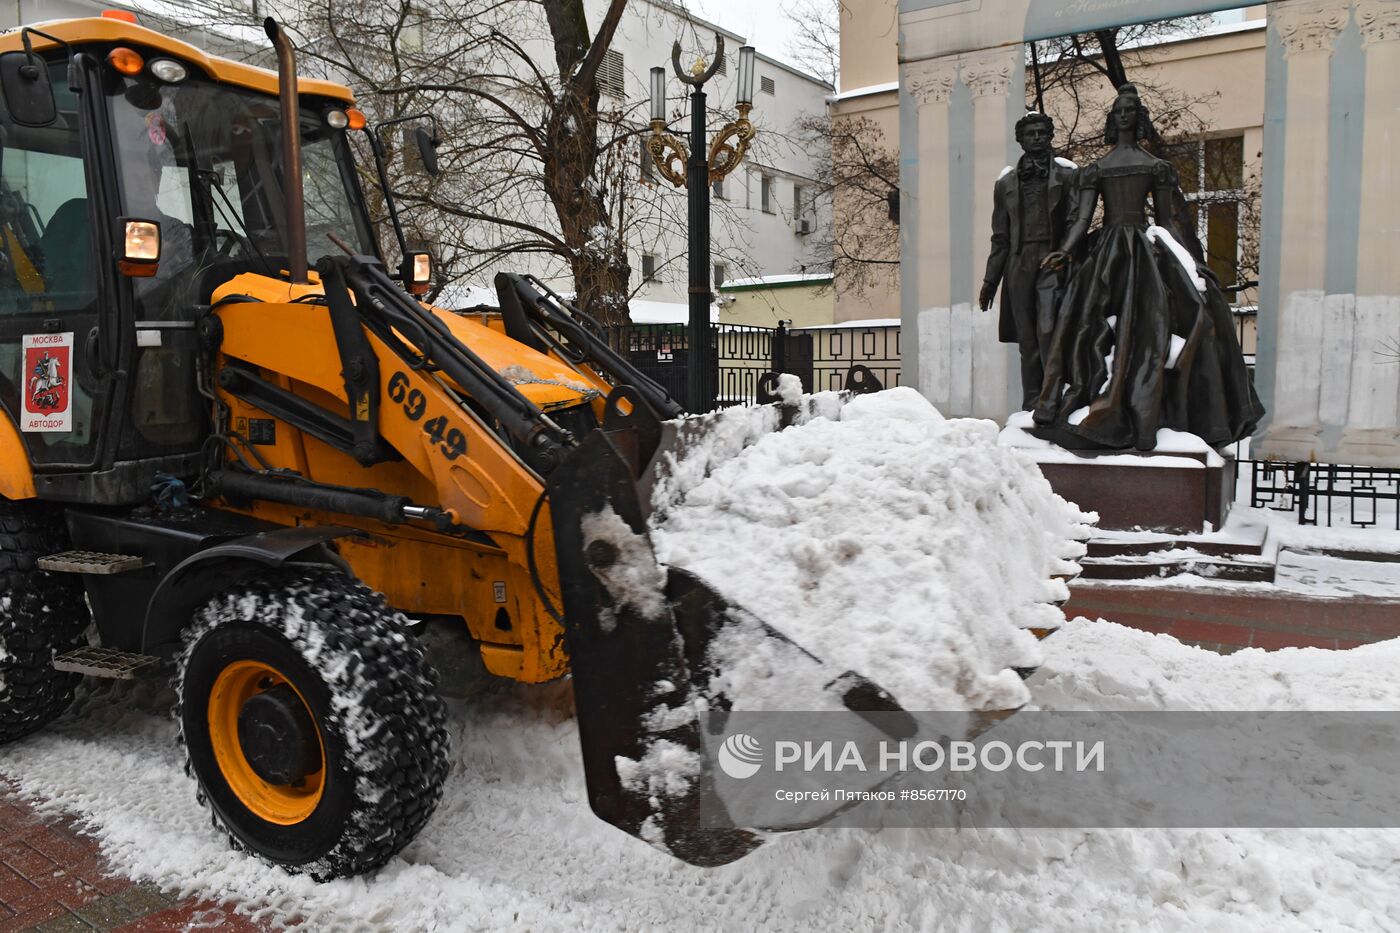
[682,0,813,75]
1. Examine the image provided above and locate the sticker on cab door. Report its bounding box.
[21,332,73,432]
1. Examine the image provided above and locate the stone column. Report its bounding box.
[907,58,957,413]
[1355,0,1400,296]
[1338,0,1400,463]
[963,49,1017,421]
[1261,0,1349,458]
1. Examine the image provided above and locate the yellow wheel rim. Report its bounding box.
[207,659,326,825]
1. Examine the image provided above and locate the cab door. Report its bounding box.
[0,58,109,470]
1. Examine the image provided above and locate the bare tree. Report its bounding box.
[782,0,840,87]
[180,0,700,326]
[1028,19,1264,287]
[1027,19,1217,158]
[777,0,899,297]
[796,112,899,294]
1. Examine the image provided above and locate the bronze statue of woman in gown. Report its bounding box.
[1034,85,1264,451]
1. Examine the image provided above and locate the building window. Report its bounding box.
[598,50,625,99]
[713,263,726,289]
[760,175,774,213]
[712,178,725,200]
[641,140,655,182]
[641,253,656,282]
[760,75,775,96]
[887,187,900,225]
[1164,134,1246,292]
[793,184,805,219]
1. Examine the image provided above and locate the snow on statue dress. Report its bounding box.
[1033,85,1263,452]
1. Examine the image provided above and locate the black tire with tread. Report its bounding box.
[176,571,451,880]
[0,501,90,745]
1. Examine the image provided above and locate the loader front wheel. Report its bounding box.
[0,502,90,745]
[176,573,450,879]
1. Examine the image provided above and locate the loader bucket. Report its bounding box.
[545,389,919,867]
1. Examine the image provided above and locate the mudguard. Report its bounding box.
[141,526,357,652]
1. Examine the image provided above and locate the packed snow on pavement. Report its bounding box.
[2,388,1397,931]
[6,622,1398,932]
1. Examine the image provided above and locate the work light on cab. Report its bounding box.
[117,218,160,277]
[407,251,432,295]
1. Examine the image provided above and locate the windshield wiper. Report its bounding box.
[200,168,274,278]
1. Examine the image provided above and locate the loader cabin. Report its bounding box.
[0,16,376,500]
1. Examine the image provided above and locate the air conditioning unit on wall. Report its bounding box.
[797,218,812,236]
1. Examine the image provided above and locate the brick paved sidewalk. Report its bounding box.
[1065,583,1400,652]
[0,780,268,933]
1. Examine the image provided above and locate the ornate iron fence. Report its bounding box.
[714,323,778,406]
[613,322,692,405]
[609,320,903,411]
[610,321,778,410]
[1247,459,1400,529]
[787,323,903,393]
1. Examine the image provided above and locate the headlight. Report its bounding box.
[149,58,188,83]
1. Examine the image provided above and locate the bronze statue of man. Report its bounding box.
[979,112,1078,410]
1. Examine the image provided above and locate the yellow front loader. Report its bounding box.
[0,15,1035,879]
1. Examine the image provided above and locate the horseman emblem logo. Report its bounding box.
[21,332,74,432]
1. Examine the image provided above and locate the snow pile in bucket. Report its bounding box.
[649,382,1095,712]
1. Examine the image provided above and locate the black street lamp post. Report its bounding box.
[649,39,756,413]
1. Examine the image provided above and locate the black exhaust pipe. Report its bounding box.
[265,18,308,285]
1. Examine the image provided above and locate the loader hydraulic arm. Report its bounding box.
[493,273,685,421]
[327,255,579,473]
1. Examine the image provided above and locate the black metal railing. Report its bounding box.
[715,323,778,406]
[611,321,778,411]
[1246,459,1400,529]
[614,322,692,404]
[788,323,903,394]
[609,319,904,412]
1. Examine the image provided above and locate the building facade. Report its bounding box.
[830,0,902,323]
[606,0,834,313]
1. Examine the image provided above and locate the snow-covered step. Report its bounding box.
[52,647,162,679]
[37,551,146,574]
[1085,523,1268,560]
[1275,547,1400,599]
[1078,551,1275,583]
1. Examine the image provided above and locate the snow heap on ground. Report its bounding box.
[1034,615,1400,711]
[4,620,1399,932]
[649,383,1095,712]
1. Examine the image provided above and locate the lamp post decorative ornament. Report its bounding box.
[648,37,757,412]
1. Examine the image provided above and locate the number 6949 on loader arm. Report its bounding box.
[0,14,980,879]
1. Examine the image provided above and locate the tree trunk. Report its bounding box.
[540,0,633,326]
[1094,29,1130,90]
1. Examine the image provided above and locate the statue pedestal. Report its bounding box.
[1000,414,1235,534]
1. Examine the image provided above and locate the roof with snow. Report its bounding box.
[720,273,833,293]
[627,300,719,325]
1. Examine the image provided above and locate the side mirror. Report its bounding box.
[0,51,56,127]
[414,126,440,177]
